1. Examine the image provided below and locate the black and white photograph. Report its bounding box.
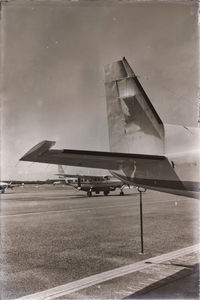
[0,0,199,299]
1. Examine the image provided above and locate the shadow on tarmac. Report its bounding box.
[123,263,199,299]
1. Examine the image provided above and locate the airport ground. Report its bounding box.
[0,185,199,299]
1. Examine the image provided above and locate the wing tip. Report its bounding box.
[20,140,56,161]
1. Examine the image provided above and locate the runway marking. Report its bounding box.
[0,203,138,218]
[14,244,199,300]
[0,199,183,218]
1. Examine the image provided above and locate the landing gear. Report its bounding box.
[120,190,124,196]
[87,191,92,197]
[1,187,6,194]
[104,191,109,196]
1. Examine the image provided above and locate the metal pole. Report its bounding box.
[139,190,144,254]
[137,187,146,254]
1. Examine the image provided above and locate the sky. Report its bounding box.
[1,0,199,180]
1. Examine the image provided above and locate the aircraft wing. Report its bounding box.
[20,140,166,172]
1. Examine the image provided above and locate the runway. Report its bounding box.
[0,185,199,299]
[13,244,199,300]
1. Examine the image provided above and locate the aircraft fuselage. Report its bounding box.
[110,125,200,199]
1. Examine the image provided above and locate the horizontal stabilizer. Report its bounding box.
[20,140,165,170]
[19,141,181,183]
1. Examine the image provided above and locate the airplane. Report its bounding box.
[52,181,63,185]
[55,165,127,197]
[20,57,200,199]
[0,181,24,193]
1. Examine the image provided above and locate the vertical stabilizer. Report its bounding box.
[58,165,65,174]
[104,57,164,154]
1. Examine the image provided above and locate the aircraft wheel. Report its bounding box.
[120,191,124,196]
[1,187,6,194]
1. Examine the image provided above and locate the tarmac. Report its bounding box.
[0,184,199,299]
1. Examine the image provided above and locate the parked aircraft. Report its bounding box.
[0,181,24,193]
[56,165,127,197]
[20,57,200,199]
[52,181,63,185]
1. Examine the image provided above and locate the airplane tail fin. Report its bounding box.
[104,57,164,154]
[58,165,65,175]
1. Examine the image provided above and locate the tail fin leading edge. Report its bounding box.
[104,57,164,154]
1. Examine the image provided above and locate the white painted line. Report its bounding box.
[0,198,183,218]
[14,244,199,300]
[0,203,135,218]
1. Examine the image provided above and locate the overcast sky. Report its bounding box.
[1,0,199,180]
